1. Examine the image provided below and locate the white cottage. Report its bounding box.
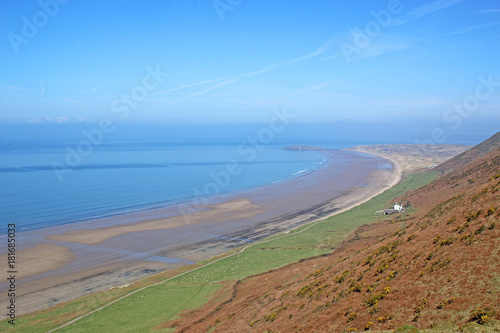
[394,202,403,212]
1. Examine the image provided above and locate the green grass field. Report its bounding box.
[1,171,439,333]
[57,283,220,333]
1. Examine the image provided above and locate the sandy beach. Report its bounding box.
[47,199,264,245]
[0,149,401,316]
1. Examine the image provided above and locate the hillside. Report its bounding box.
[436,131,500,174]
[169,143,500,331]
[0,146,456,332]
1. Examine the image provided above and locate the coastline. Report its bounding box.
[300,150,402,223]
[1,147,331,235]
[0,149,401,316]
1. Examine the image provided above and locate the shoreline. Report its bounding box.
[0,149,401,316]
[291,150,402,227]
[3,150,332,235]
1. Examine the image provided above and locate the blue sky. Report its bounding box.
[0,0,499,140]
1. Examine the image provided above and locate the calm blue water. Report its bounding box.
[0,142,328,232]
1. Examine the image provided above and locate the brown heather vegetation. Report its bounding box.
[165,133,500,332]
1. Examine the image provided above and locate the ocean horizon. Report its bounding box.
[0,122,483,234]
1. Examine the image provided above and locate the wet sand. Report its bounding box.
[0,149,401,315]
[15,244,75,279]
[47,199,264,245]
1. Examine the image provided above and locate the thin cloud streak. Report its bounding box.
[390,0,465,26]
[152,76,232,96]
[0,83,24,92]
[359,43,408,59]
[275,81,335,101]
[440,22,500,36]
[157,34,400,101]
[187,78,240,99]
[187,38,339,99]
[82,87,100,94]
[319,54,342,61]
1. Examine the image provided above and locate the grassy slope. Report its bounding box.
[58,283,220,333]
[0,171,439,333]
[169,148,500,332]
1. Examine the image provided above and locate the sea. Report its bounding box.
[0,122,482,233]
[0,140,340,232]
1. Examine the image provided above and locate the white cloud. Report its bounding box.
[27,117,82,124]
[27,118,45,124]
[54,117,69,124]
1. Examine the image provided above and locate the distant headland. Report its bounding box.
[282,145,327,151]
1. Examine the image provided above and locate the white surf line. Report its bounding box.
[292,169,308,176]
[46,153,402,333]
